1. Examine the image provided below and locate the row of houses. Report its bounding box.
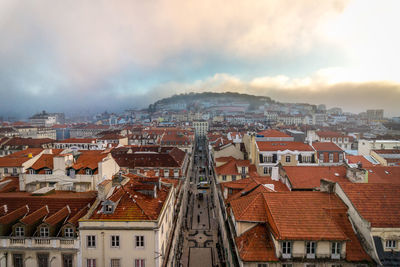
[209,128,400,266]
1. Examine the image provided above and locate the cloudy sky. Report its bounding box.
[0,0,399,117]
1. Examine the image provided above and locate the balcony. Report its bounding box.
[1,237,78,250]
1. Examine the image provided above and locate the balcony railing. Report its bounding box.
[1,237,77,249]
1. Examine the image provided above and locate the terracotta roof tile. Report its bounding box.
[20,205,49,225]
[257,141,313,151]
[44,205,70,226]
[312,142,343,151]
[257,129,291,138]
[0,205,29,224]
[88,178,171,221]
[283,166,349,190]
[339,183,400,228]
[363,166,400,184]
[235,224,278,262]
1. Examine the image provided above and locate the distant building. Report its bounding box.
[29,111,57,127]
[367,109,384,121]
[193,121,208,137]
[358,139,400,156]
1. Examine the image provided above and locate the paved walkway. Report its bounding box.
[179,141,223,267]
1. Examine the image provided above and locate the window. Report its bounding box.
[232,175,236,181]
[135,235,145,248]
[37,253,49,267]
[319,153,324,162]
[110,259,120,267]
[87,235,96,248]
[15,226,24,237]
[264,156,273,163]
[40,227,49,237]
[63,254,73,267]
[45,169,52,175]
[306,241,316,258]
[331,242,341,259]
[339,153,343,162]
[257,264,267,267]
[285,156,291,163]
[332,138,336,142]
[87,259,96,267]
[4,168,8,174]
[329,153,333,162]
[13,168,17,174]
[222,175,226,181]
[64,227,74,238]
[263,167,268,174]
[282,241,292,258]
[111,235,120,248]
[29,169,35,174]
[386,240,397,249]
[86,169,92,175]
[338,138,342,142]
[13,254,23,267]
[134,259,145,267]
[241,167,246,174]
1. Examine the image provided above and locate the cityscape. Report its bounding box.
[0,1,400,267]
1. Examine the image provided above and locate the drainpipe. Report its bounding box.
[101,232,105,267]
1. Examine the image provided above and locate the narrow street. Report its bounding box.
[178,138,225,267]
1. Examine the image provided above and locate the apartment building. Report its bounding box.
[215,158,254,183]
[311,142,345,166]
[0,190,96,267]
[228,190,372,266]
[79,176,175,267]
[255,141,317,176]
[0,148,45,178]
[54,138,107,150]
[308,131,354,150]
[111,146,189,179]
[358,139,400,156]
[193,121,209,137]
[0,137,53,157]
[21,150,120,192]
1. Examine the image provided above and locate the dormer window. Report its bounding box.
[85,169,92,175]
[306,241,316,258]
[282,241,292,258]
[331,242,341,259]
[29,169,35,174]
[45,169,52,175]
[15,226,24,237]
[64,227,74,238]
[40,227,49,237]
[386,240,397,249]
[102,200,115,214]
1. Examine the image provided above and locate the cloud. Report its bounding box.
[0,0,347,90]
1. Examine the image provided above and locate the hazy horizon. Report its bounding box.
[1,0,399,118]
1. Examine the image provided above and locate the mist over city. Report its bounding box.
[0,1,399,267]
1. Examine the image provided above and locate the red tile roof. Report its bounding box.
[329,208,372,262]
[231,191,349,241]
[364,166,400,184]
[0,177,20,192]
[216,159,251,176]
[0,205,29,224]
[72,151,108,172]
[56,138,96,144]
[20,205,49,225]
[0,148,43,167]
[257,129,291,138]
[312,142,343,151]
[257,141,313,151]
[235,224,278,262]
[43,205,70,226]
[346,155,377,167]
[339,183,400,228]
[316,131,352,138]
[88,178,171,221]
[0,191,96,226]
[283,166,349,190]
